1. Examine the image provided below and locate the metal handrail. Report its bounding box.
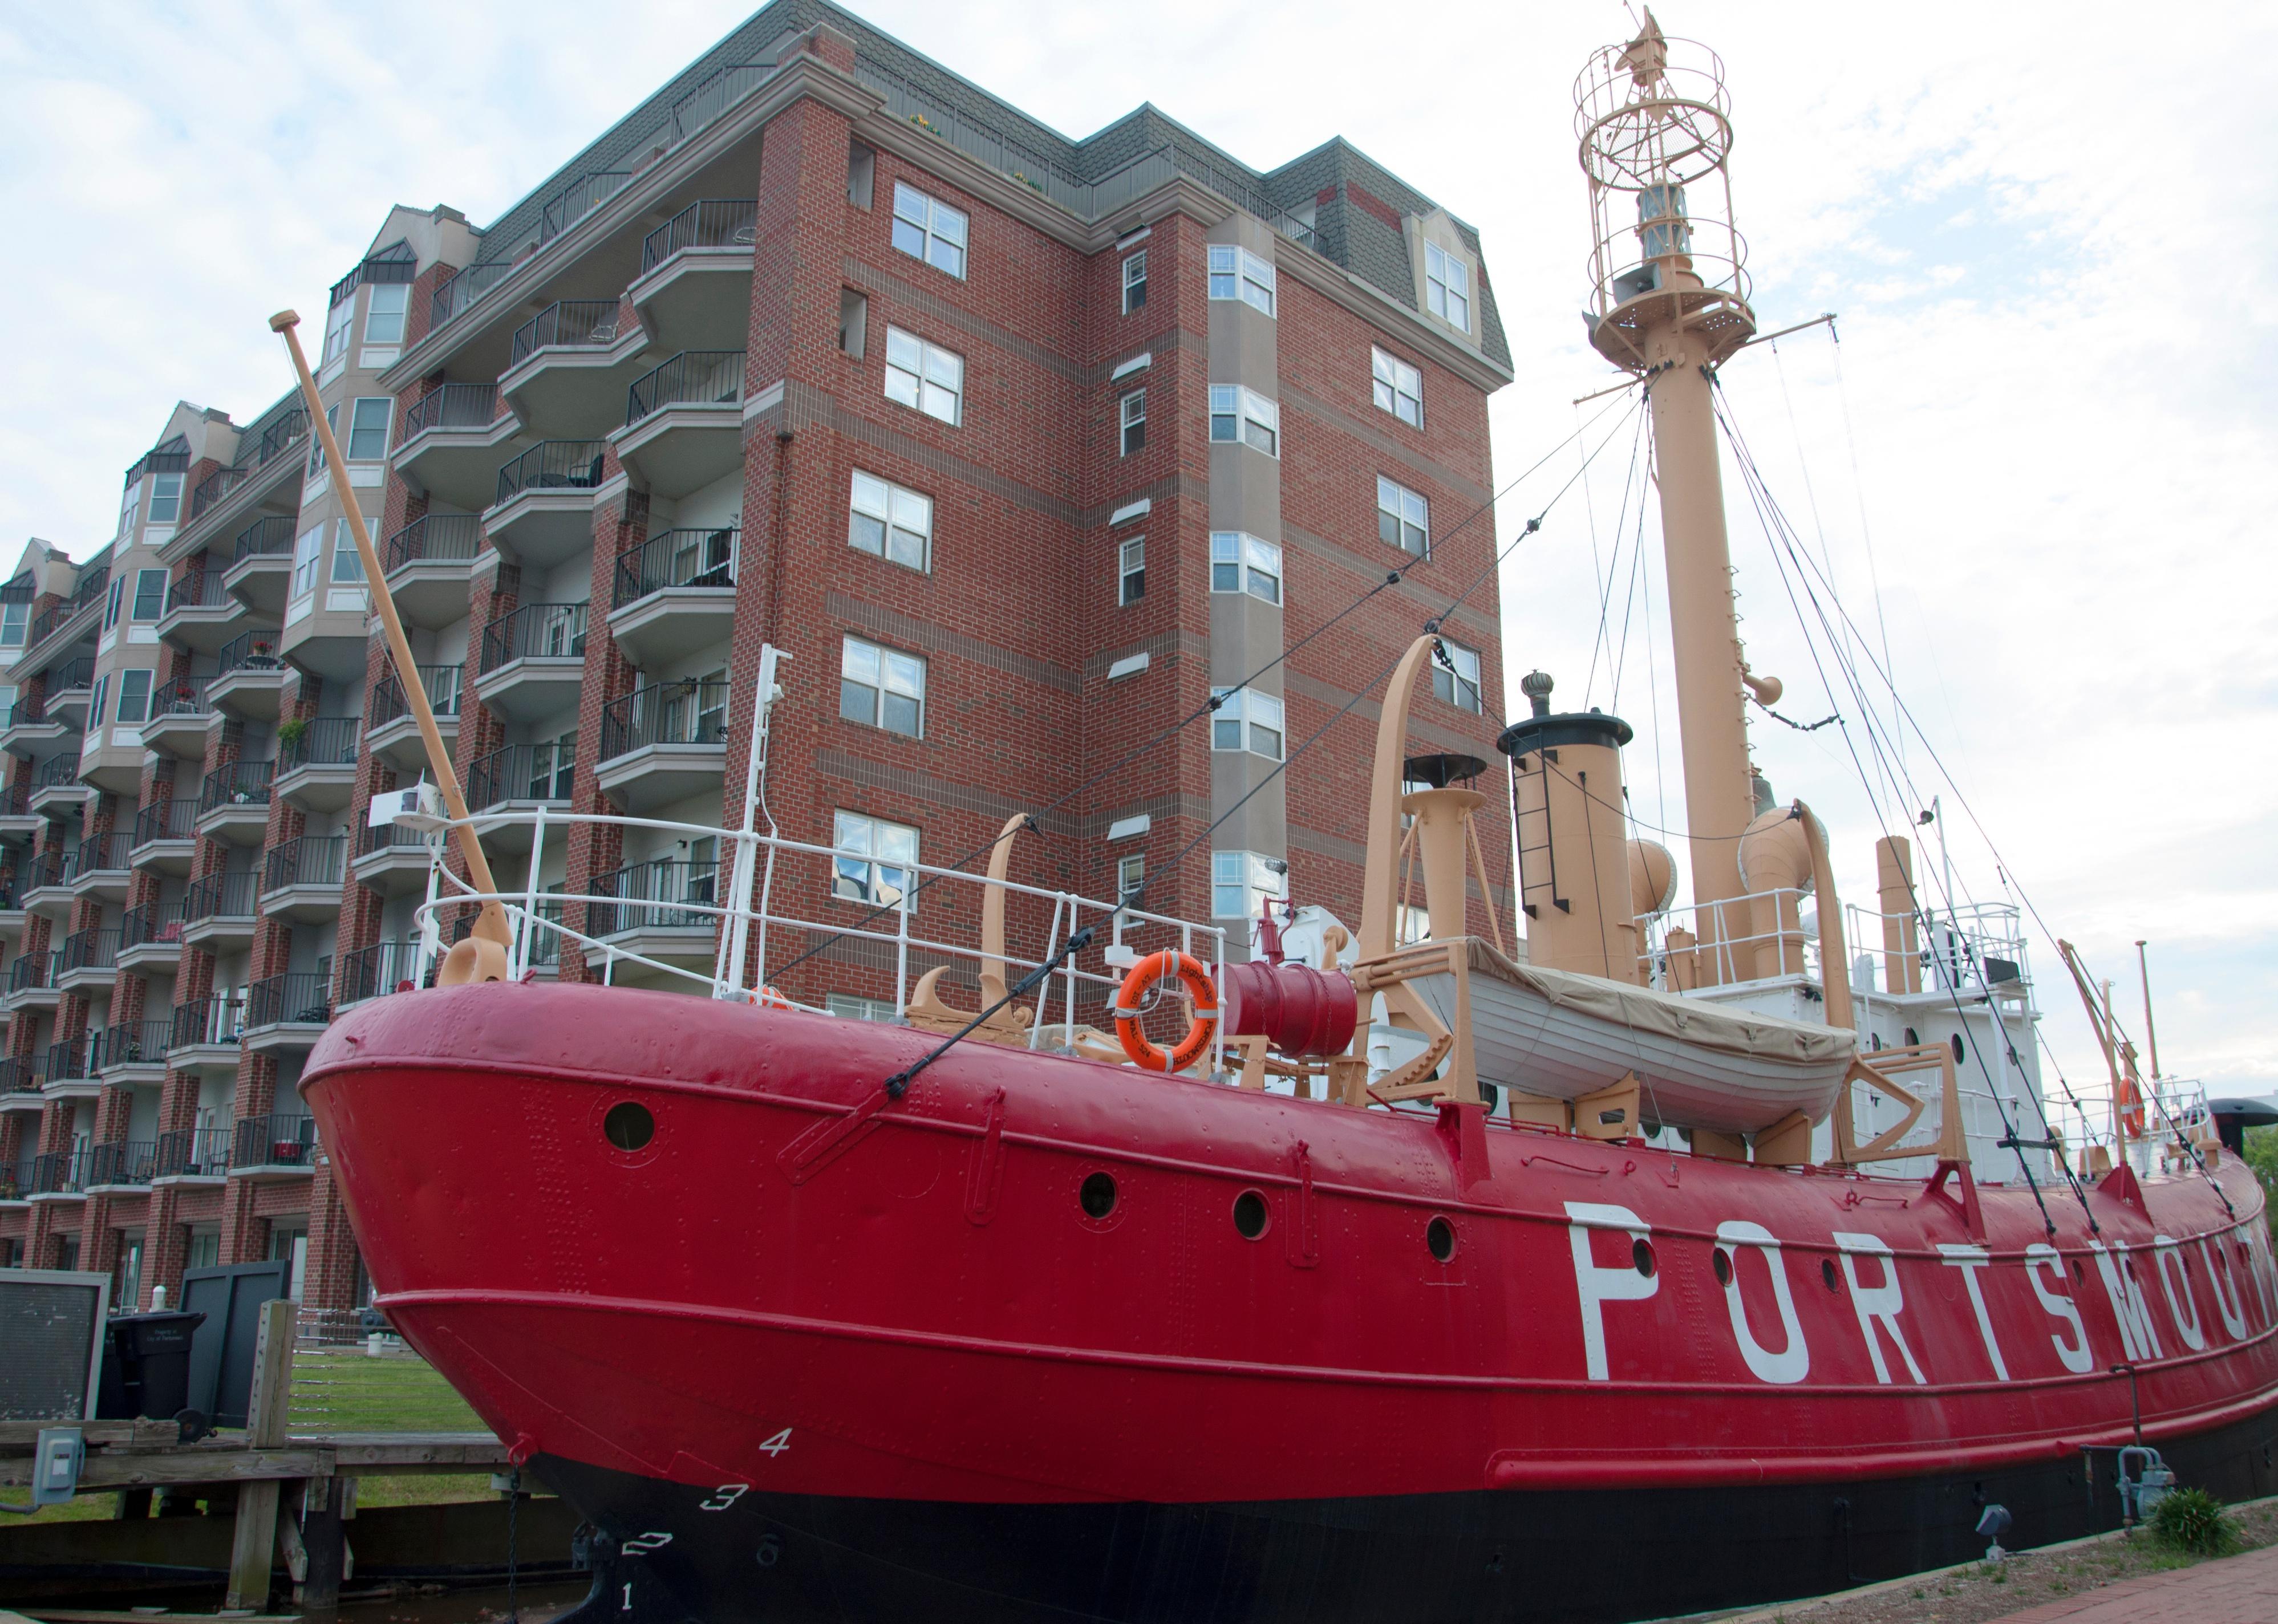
[590,856,719,936]
[356,821,432,858]
[26,844,72,890]
[7,951,58,992]
[74,831,130,876]
[280,717,360,772]
[34,756,83,792]
[337,939,436,1004]
[625,351,744,425]
[495,441,607,505]
[189,466,248,519]
[198,760,274,814]
[184,869,259,921]
[216,630,283,676]
[264,834,346,893]
[510,301,626,365]
[247,975,333,1030]
[427,261,518,333]
[383,514,481,573]
[539,171,631,243]
[639,200,757,273]
[155,1125,236,1175]
[43,1032,89,1082]
[31,1149,88,1195]
[132,798,199,846]
[231,514,297,563]
[613,527,737,608]
[164,572,233,614]
[59,928,118,976]
[168,997,244,1051]
[599,678,730,760]
[468,743,575,810]
[480,602,588,672]
[402,383,500,439]
[121,901,189,949]
[93,1021,172,1069]
[371,664,463,726]
[48,656,95,695]
[87,1138,158,1185]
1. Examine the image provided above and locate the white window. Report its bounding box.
[1211,850,1287,919]
[1397,903,1432,945]
[1207,243,1276,316]
[832,811,919,912]
[115,669,153,725]
[848,472,933,572]
[104,580,123,631]
[120,482,141,538]
[330,518,366,584]
[346,398,391,462]
[826,992,899,1022]
[0,603,25,647]
[1211,687,1285,760]
[883,327,963,425]
[1425,242,1471,334]
[1372,347,1422,427]
[292,523,324,598]
[132,569,167,621]
[840,636,925,738]
[1433,638,1483,713]
[1117,851,1145,900]
[321,296,355,364]
[90,673,108,727]
[309,404,339,480]
[1209,385,1279,457]
[890,182,968,278]
[1377,476,1429,556]
[1209,531,1282,604]
[1119,389,1145,456]
[1122,250,1148,313]
[147,473,183,525]
[364,283,409,344]
[1118,536,1145,606]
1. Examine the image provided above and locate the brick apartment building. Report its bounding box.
[0,0,1514,1334]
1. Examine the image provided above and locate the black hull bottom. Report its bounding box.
[541,1414,2278,1624]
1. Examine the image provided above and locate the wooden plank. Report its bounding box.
[0,1419,176,1451]
[298,1477,344,1609]
[245,1300,297,1450]
[225,1477,281,1609]
[0,1448,331,1489]
[12,1613,302,1623]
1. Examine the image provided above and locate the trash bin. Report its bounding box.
[100,1310,208,1421]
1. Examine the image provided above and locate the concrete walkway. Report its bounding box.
[1988,1539,2278,1622]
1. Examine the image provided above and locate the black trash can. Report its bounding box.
[100,1310,208,1421]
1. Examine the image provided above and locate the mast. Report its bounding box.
[1575,11,1760,978]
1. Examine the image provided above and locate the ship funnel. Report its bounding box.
[1497,674,1640,983]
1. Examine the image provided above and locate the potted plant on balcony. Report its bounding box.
[277,716,309,756]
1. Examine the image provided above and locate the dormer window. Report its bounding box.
[1425,243,1471,334]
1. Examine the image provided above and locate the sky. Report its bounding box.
[1,1,2273,1109]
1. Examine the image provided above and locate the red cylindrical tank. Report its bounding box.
[1219,960,1359,1058]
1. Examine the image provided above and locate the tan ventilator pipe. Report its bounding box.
[270,311,509,986]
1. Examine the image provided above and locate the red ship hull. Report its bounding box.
[305,983,2278,1622]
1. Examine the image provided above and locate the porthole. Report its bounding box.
[1079,1171,1118,1220]
[1713,1247,1733,1287]
[1426,1216,1457,1263]
[603,1101,654,1151]
[1822,1258,1839,1292]
[1233,1190,1270,1240]
[1903,1028,1919,1047]
[1631,1237,1655,1278]
[1951,1033,1966,1064]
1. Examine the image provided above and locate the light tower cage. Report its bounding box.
[1575,13,1756,371]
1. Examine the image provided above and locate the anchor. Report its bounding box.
[902,813,1036,1046]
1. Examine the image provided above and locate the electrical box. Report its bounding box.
[368,780,444,830]
[31,1427,84,1506]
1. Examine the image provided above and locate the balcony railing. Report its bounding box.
[356,821,431,860]
[539,170,632,243]
[155,1126,236,1178]
[8,951,56,993]
[264,834,346,894]
[495,440,607,505]
[613,527,736,608]
[281,716,360,773]
[34,757,82,794]
[370,664,463,728]
[0,1055,43,1094]
[43,1033,89,1083]
[198,760,274,815]
[599,679,730,761]
[590,856,719,936]
[428,261,518,334]
[93,1021,171,1071]
[467,743,575,810]
[49,656,96,696]
[58,928,117,977]
[382,514,481,573]
[164,571,233,614]
[625,351,744,425]
[338,939,435,1004]
[26,844,74,889]
[245,408,310,469]
[31,1148,88,1195]
[88,1139,157,1187]
[480,602,587,673]
[133,797,198,847]
[233,1112,319,1171]
[169,996,245,1050]
[216,630,283,677]
[121,900,189,951]
[248,973,332,1029]
[402,382,498,438]
[231,514,297,564]
[0,778,24,820]
[189,465,248,520]
[74,831,130,877]
[641,200,758,273]
[151,677,214,728]
[510,300,626,366]
[184,870,259,923]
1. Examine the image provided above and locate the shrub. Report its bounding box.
[2150,1487,2236,1556]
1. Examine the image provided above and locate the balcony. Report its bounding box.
[427,261,518,336]
[351,821,436,895]
[94,1020,172,1077]
[118,900,189,969]
[466,743,573,851]
[277,717,361,813]
[243,977,333,1057]
[395,383,517,510]
[337,939,435,1007]
[381,514,481,629]
[43,656,99,726]
[29,750,90,813]
[182,870,260,948]
[367,664,462,770]
[131,797,200,873]
[154,1125,236,1180]
[29,1148,87,1199]
[188,464,248,522]
[23,843,77,914]
[631,200,757,351]
[615,351,745,498]
[197,760,274,842]
[0,777,38,843]
[4,949,60,1010]
[590,856,719,967]
[486,441,608,570]
[43,1032,95,1091]
[209,631,287,719]
[608,527,737,665]
[261,835,345,922]
[71,831,132,902]
[595,679,729,813]
[540,170,632,245]
[56,927,119,992]
[502,301,649,439]
[158,567,250,653]
[474,602,587,720]
[0,1054,46,1109]
[222,514,298,616]
[168,997,245,1067]
[23,573,106,665]
[143,679,217,757]
[87,1139,158,1190]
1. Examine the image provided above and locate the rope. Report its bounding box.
[506,1464,520,1623]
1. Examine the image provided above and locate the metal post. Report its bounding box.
[720,644,788,1000]
[522,805,547,981]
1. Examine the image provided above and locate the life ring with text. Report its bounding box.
[2116,1070,2147,1138]
[1113,951,1219,1073]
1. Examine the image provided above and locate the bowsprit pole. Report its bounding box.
[270,308,510,986]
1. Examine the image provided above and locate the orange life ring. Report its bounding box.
[2116,1071,2147,1138]
[1113,951,1219,1073]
